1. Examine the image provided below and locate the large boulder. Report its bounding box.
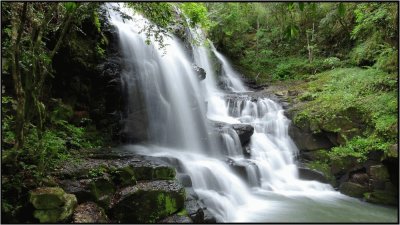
[231,124,254,146]
[210,121,254,147]
[339,182,368,198]
[72,202,109,223]
[30,187,68,209]
[364,190,398,206]
[298,167,329,183]
[30,187,77,223]
[111,180,185,223]
[288,124,334,151]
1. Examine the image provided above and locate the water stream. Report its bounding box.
[108,4,397,222]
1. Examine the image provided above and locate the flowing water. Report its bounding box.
[108,4,398,222]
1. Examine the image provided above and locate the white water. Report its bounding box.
[108,4,397,222]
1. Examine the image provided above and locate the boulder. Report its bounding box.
[339,182,368,198]
[231,124,254,146]
[177,173,193,188]
[72,202,109,223]
[88,175,116,208]
[192,64,206,80]
[30,187,68,209]
[369,165,390,181]
[226,158,260,186]
[298,167,329,183]
[184,199,204,223]
[30,188,77,223]
[209,121,254,147]
[364,190,398,206]
[111,180,185,223]
[288,124,334,151]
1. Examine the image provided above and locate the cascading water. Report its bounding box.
[108,3,397,222]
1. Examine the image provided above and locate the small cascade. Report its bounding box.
[209,43,247,92]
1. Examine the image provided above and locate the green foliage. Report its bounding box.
[179,3,210,29]
[127,2,173,49]
[293,67,397,163]
[329,136,390,162]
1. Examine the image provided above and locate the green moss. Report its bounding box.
[29,187,66,210]
[33,193,77,223]
[364,190,397,205]
[112,166,137,186]
[339,182,368,198]
[305,160,335,185]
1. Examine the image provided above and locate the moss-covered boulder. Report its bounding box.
[111,180,185,223]
[339,182,369,198]
[29,187,67,209]
[30,188,77,223]
[88,175,116,208]
[369,165,390,181]
[72,202,109,223]
[364,190,398,206]
[111,165,137,186]
[132,165,176,181]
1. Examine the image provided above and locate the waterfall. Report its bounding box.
[107,4,397,223]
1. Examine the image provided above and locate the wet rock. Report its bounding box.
[111,180,185,223]
[184,199,204,223]
[30,188,77,223]
[226,158,261,186]
[203,208,217,223]
[364,190,398,206]
[72,202,109,223]
[192,64,206,80]
[158,213,193,223]
[231,124,254,146]
[339,182,368,198]
[177,173,193,188]
[298,167,329,183]
[288,124,334,151]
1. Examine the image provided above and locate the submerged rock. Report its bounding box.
[72,202,109,223]
[111,180,185,223]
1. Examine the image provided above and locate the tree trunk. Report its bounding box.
[11,3,28,150]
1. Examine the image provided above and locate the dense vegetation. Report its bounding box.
[1,2,398,223]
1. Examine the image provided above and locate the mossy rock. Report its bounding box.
[30,187,67,209]
[33,194,77,223]
[369,165,390,181]
[111,166,137,187]
[88,175,116,208]
[132,166,176,181]
[339,182,368,198]
[112,180,185,223]
[364,190,397,206]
